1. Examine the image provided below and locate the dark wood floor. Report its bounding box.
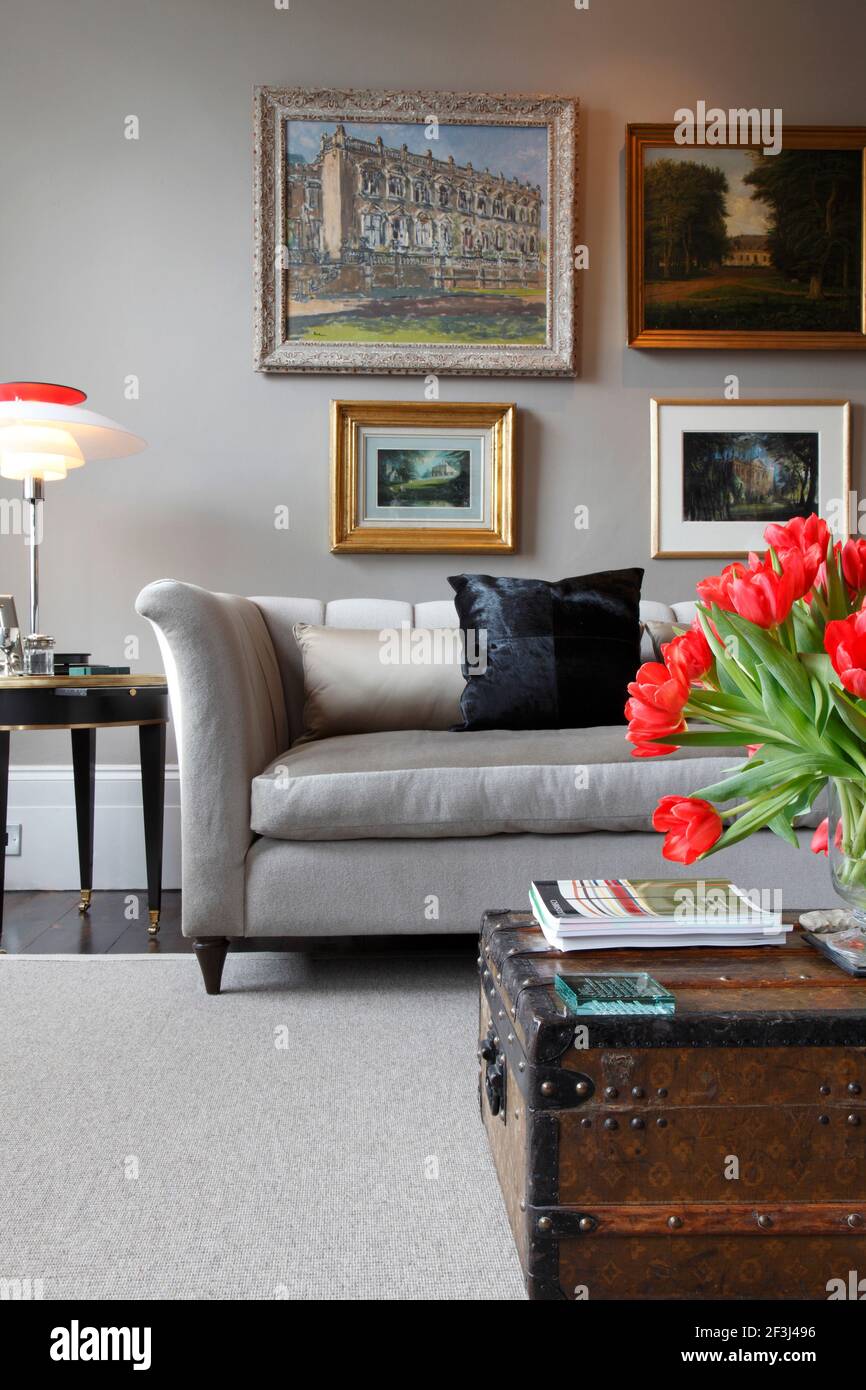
[0,891,478,957]
[0,890,188,954]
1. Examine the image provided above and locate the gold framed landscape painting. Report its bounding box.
[651,398,851,559]
[330,401,515,553]
[627,124,866,349]
[254,87,577,375]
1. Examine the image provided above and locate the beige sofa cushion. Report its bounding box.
[293,623,465,739]
[251,726,750,841]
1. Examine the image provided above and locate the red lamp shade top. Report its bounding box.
[0,382,87,406]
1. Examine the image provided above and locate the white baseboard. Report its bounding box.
[5,764,181,890]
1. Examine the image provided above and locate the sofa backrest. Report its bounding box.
[250,595,699,743]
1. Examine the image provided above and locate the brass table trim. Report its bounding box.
[0,674,168,690]
[0,719,169,733]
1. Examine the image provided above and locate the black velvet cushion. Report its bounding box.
[447,568,644,731]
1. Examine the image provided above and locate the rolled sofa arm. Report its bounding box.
[135,579,289,937]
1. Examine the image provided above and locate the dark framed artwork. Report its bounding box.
[628,125,866,349]
[254,87,577,375]
[651,398,851,558]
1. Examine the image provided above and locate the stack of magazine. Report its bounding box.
[529,878,789,952]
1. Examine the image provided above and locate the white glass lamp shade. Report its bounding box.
[0,424,85,481]
[0,384,146,641]
[0,399,146,481]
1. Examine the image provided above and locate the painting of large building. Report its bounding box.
[682,430,819,522]
[723,234,771,268]
[732,453,774,498]
[283,119,548,345]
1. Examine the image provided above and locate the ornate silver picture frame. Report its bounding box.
[254,87,578,375]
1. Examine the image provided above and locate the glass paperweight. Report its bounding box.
[555,972,675,1016]
[23,634,55,676]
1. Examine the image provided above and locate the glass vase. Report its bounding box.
[828,779,866,926]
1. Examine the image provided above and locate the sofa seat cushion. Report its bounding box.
[250,727,754,842]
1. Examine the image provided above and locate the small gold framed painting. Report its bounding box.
[330,400,516,553]
[650,397,851,559]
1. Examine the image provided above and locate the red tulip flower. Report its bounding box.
[652,795,723,864]
[634,513,853,873]
[696,562,745,613]
[727,551,797,628]
[810,817,843,855]
[772,545,809,603]
[625,661,688,758]
[662,623,713,687]
[764,514,830,597]
[841,538,866,595]
[825,610,866,698]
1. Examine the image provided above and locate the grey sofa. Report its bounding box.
[136,580,822,992]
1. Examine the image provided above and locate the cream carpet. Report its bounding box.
[0,953,526,1300]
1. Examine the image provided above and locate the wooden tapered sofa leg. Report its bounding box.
[193,937,230,995]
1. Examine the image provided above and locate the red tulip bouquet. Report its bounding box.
[626,514,866,913]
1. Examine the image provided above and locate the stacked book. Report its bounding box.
[529,878,789,952]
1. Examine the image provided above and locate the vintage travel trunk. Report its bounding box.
[478,910,866,1301]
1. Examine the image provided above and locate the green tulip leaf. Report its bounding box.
[824,543,848,621]
[767,811,801,848]
[715,662,748,699]
[706,607,759,678]
[786,776,827,821]
[755,664,821,749]
[686,688,760,717]
[693,754,843,804]
[828,685,866,743]
[809,675,826,732]
[792,604,825,653]
[700,607,760,698]
[709,780,815,853]
[723,613,814,718]
[800,651,836,684]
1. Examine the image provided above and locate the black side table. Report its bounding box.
[0,675,169,950]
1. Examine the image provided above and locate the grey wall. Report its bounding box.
[2,0,865,763]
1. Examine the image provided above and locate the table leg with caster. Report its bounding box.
[71,728,96,916]
[140,722,165,936]
[0,730,9,953]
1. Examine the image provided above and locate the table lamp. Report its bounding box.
[0,382,146,642]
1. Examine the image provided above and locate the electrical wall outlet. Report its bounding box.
[5,824,21,855]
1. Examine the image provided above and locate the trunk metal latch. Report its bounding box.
[480,1021,507,1121]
